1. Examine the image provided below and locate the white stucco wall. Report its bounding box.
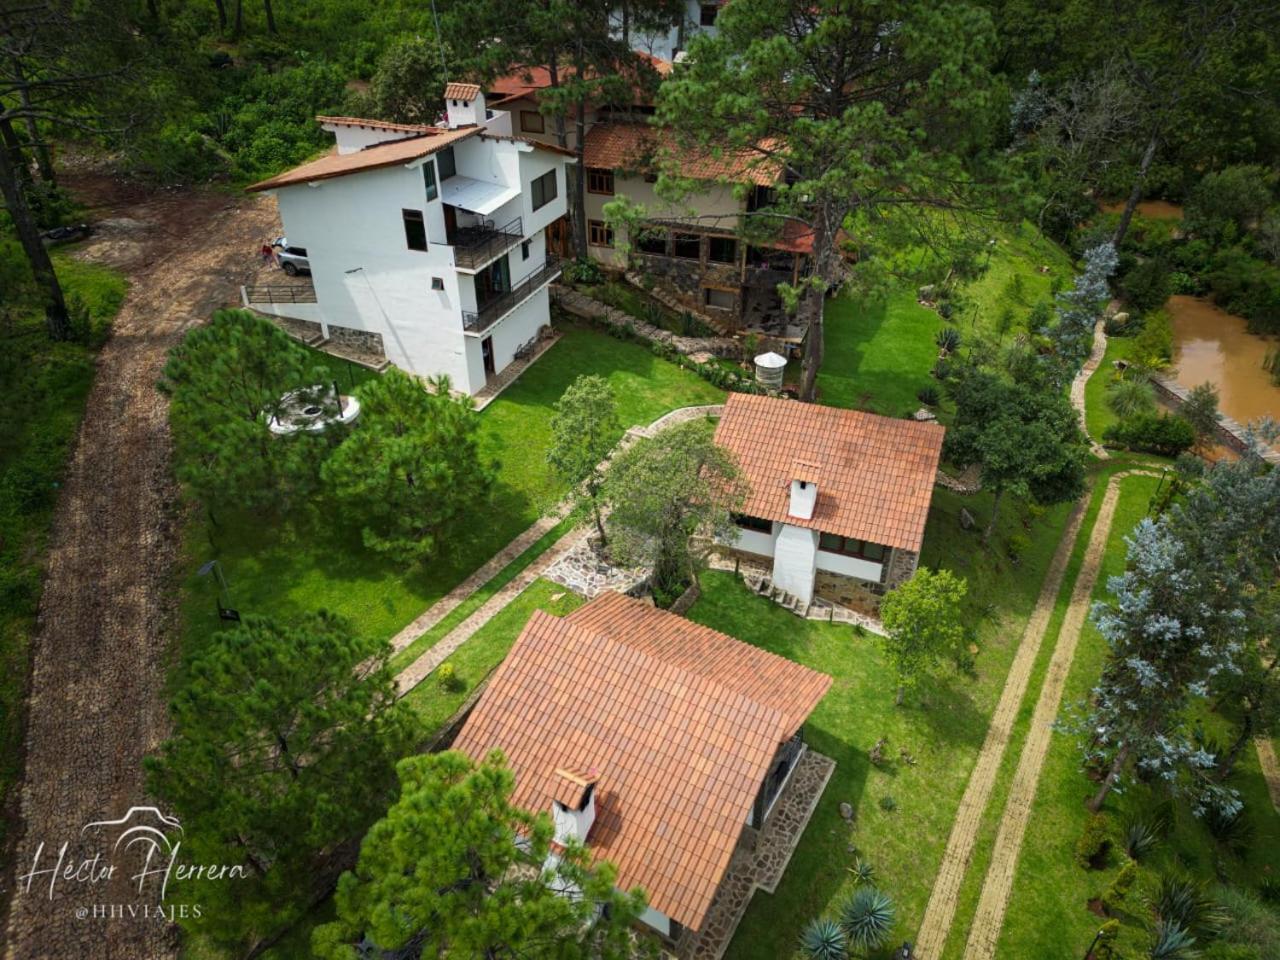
[772,523,818,605]
[815,549,884,583]
[728,524,777,558]
[321,122,423,155]
[638,903,672,937]
[618,0,716,60]
[267,132,566,394]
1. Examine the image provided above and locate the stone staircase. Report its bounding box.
[738,569,885,632]
[748,575,811,618]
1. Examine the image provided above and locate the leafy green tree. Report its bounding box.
[312,750,652,960]
[944,371,1088,543]
[648,0,999,400]
[547,374,621,543]
[1183,165,1275,243]
[362,35,449,124]
[879,568,969,705]
[601,419,746,600]
[1180,382,1221,450]
[147,612,417,955]
[161,309,339,513]
[322,369,496,564]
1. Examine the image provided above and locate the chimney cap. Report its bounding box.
[444,82,482,102]
[552,767,599,810]
[791,458,821,485]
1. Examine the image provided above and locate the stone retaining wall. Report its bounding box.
[630,253,743,324]
[1151,375,1280,464]
[327,322,386,359]
[552,285,743,360]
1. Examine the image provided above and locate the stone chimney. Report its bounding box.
[551,767,599,845]
[444,82,485,129]
[788,459,819,520]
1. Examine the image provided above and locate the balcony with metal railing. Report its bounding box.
[451,214,524,271]
[462,255,561,335]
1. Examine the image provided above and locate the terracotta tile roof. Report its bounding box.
[444,81,482,101]
[714,393,944,552]
[315,115,436,134]
[584,122,780,187]
[244,126,480,193]
[487,52,670,105]
[451,593,830,932]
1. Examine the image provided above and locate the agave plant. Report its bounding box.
[1149,919,1199,959]
[1106,377,1157,419]
[1203,805,1253,855]
[1150,875,1226,939]
[839,886,895,954]
[848,857,876,886]
[799,917,846,960]
[1122,815,1164,862]
[935,326,962,354]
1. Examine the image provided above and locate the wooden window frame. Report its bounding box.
[707,235,738,264]
[586,167,615,196]
[672,232,701,261]
[588,219,614,248]
[818,533,886,562]
[402,209,428,252]
[520,110,545,134]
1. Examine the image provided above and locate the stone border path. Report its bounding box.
[392,404,726,695]
[1071,318,1110,460]
[912,493,1092,959]
[1257,738,1280,812]
[961,471,1157,960]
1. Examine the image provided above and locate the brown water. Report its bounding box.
[1100,199,1185,220]
[1167,295,1280,427]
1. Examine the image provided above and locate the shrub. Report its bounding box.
[1122,258,1173,312]
[1203,247,1280,336]
[932,359,953,381]
[1184,165,1274,242]
[878,795,897,813]
[1123,813,1168,862]
[799,918,846,960]
[1075,812,1113,869]
[1106,377,1158,420]
[562,258,604,285]
[917,385,940,407]
[1006,533,1029,563]
[1131,309,1175,368]
[935,326,962,353]
[1102,860,1138,915]
[1103,413,1196,457]
[839,887,895,954]
[435,662,462,692]
[1203,806,1253,856]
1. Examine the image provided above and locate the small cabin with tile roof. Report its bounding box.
[714,392,945,611]
[450,590,832,946]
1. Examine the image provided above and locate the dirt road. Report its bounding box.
[2,172,278,960]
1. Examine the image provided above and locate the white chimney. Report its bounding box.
[444,83,485,129]
[551,768,598,845]
[788,460,820,520]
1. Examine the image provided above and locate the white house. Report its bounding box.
[450,590,831,947]
[615,0,722,61]
[714,392,946,611]
[243,83,573,395]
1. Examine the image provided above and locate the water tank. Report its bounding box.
[754,351,787,390]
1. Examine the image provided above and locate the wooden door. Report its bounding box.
[482,336,496,379]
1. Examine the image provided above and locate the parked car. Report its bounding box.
[41,223,92,246]
[276,243,310,276]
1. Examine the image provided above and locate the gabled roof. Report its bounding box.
[244,126,481,193]
[714,392,945,552]
[315,115,436,134]
[444,81,481,101]
[487,52,671,106]
[583,121,780,187]
[451,592,830,932]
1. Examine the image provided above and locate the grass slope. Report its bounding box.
[0,255,127,847]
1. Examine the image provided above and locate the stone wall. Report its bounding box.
[552,285,743,359]
[327,322,386,359]
[274,315,324,343]
[1151,375,1280,464]
[632,251,744,322]
[885,547,919,591]
[813,548,917,612]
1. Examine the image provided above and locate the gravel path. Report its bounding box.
[2,180,278,960]
[1071,319,1110,460]
[1257,738,1280,812]
[961,471,1157,960]
[912,493,1091,960]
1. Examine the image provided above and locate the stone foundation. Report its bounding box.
[632,252,744,325]
[885,547,919,591]
[327,322,386,358]
[813,548,918,612]
[275,315,323,343]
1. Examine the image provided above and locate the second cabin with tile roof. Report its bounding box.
[714,392,946,612]
[450,590,832,950]
[242,85,571,395]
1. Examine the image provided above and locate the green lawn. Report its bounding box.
[175,322,722,669]
[817,220,1074,417]
[995,474,1280,959]
[1084,333,1137,441]
[0,253,128,848]
[686,479,1081,960]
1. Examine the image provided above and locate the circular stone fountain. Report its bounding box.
[268,384,361,436]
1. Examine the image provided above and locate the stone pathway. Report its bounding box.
[544,536,650,598]
[961,471,1157,960]
[913,492,1092,959]
[673,750,836,960]
[472,330,563,412]
[387,503,572,655]
[1071,318,1110,460]
[1256,738,1280,813]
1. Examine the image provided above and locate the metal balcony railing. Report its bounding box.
[451,215,524,270]
[462,255,561,334]
[244,284,317,304]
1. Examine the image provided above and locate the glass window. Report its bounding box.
[818,533,886,561]
[402,209,427,251]
[708,236,737,264]
[672,233,701,260]
[521,239,531,260]
[587,167,615,195]
[588,220,614,247]
[733,513,771,533]
[437,147,456,181]
[531,169,558,211]
[819,533,843,553]
[431,276,444,291]
[704,287,734,310]
[422,161,438,202]
[520,110,545,134]
[700,3,718,26]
